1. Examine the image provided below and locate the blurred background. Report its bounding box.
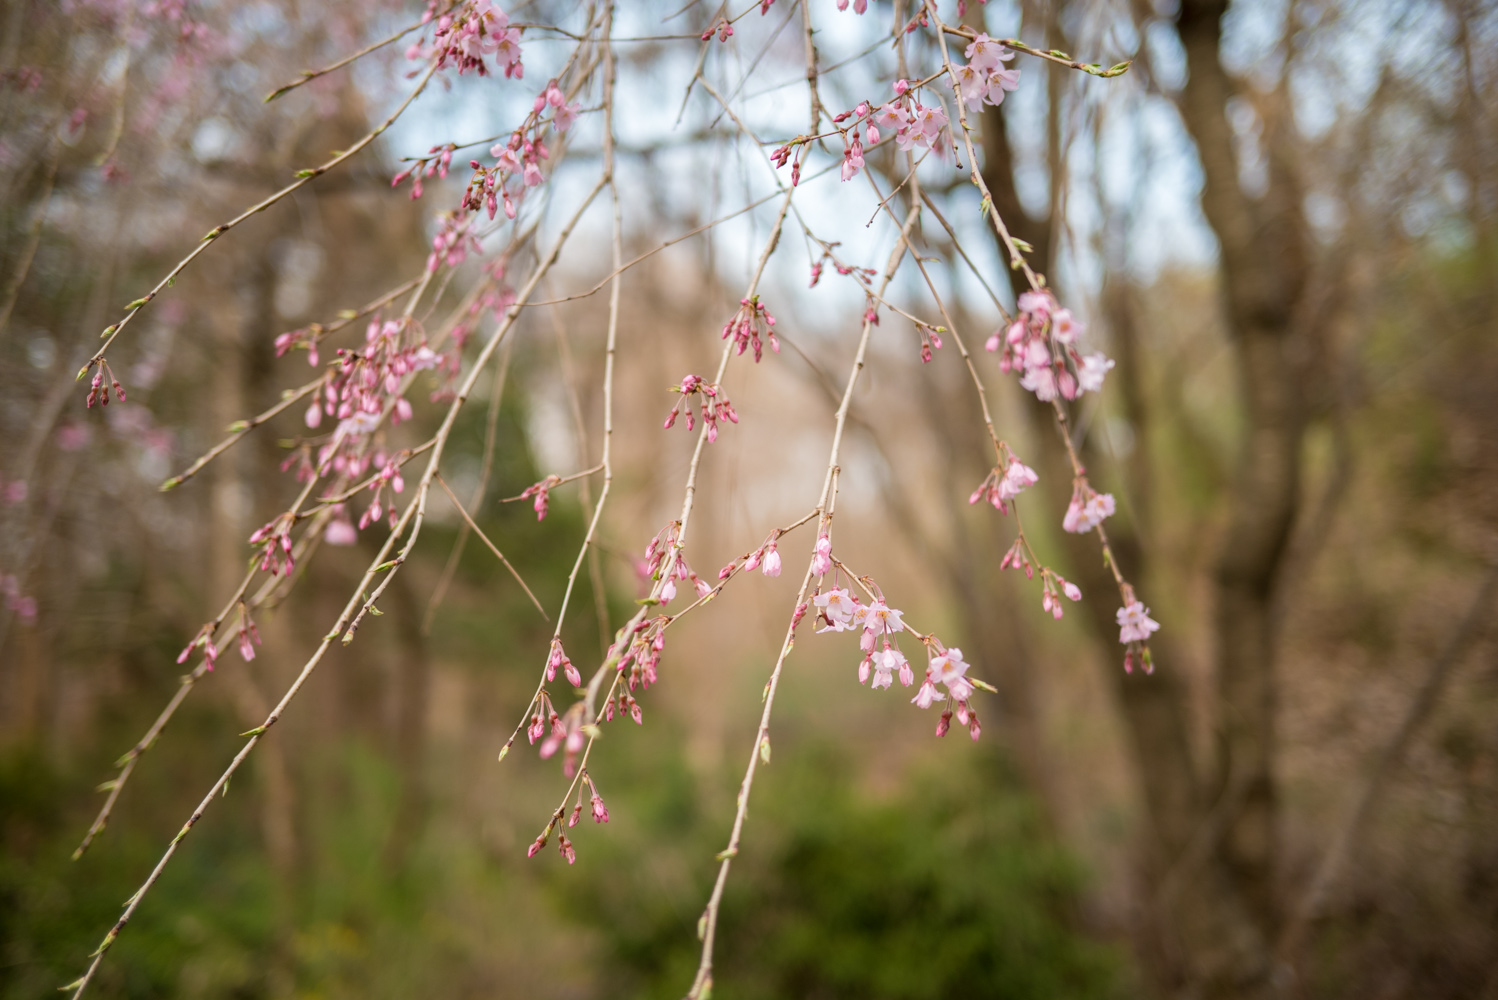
[2,0,1496,997]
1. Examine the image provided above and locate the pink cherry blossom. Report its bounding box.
[1117,601,1160,644]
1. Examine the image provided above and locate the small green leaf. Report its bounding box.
[226,420,249,433]
[240,726,267,737]
[759,736,771,764]
[715,846,738,861]
[125,297,149,310]
[337,309,358,319]
[497,741,512,762]
[295,168,316,178]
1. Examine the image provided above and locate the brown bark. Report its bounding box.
[1176,0,1309,941]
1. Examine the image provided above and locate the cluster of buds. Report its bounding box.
[546,637,581,687]
[412,0,523,78]
[835,0,870,12]
[700,16,734,42]
[567,770,611,828]
[1038,569,1083,620]
[612,617,667,692]
[538,702,587,776]
[426,212,483,273]
[915,322,944,363]
[527,690,562,747]
[662,374,738,443]
[807,244,877,288]
[176,622,220,672]
[947,34,1021,113]
[248,512,296,576]
[1062,477,1116,534]
[390,143,454,201]
[308,317,441,478]
[602,686,644,725]
[358,456,406,530]
[520,474,561,521]
[84,359,125,408]
[526,821,573,863]
[999,536,1035,578]
[968,449,1039,514]
[736,529,783,579]
[642,522,711,605]
[986,289,1114,403]
[234,605,262,662]
[721,296,779,362]
[915,647,981,741]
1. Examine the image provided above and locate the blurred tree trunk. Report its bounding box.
[1175,0,1308,941]
[967,0,1312,991]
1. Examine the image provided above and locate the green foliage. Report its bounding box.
[559,743,1124,1000]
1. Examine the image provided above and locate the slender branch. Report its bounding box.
[264,10,443,102]
[686,198,924,1000]
[83,62,439,371]
[434,475,548,620]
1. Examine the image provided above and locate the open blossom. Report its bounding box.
[930,647,973,702]
[1117,601,1160,644]
[855,599,905,652]
[965,33,1016,72]
[813,586,858,632]
[1063,481,1116,533]
[1078,352,1115,393]
[868,644,913,690]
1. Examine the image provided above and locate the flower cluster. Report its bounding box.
[358,457,406,530]
[947,34,1020,112]
[303,317,441,481]
[721,296,779,362]
[870,83,949,155]
[1062,478,1116,534]
[413,0,522,79]
[1117,599,1160,673]
[390,144,454,201]
[248,513,295,576]
[812,586,910,684]
[913,647,981,741]
[611,616,668,692]
[452,81,575,222]
[545,637,581,687]
[663,374,738,443]
[969,451,1039,514]
[986,290,1114,403]
[1038,570,1082,620]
